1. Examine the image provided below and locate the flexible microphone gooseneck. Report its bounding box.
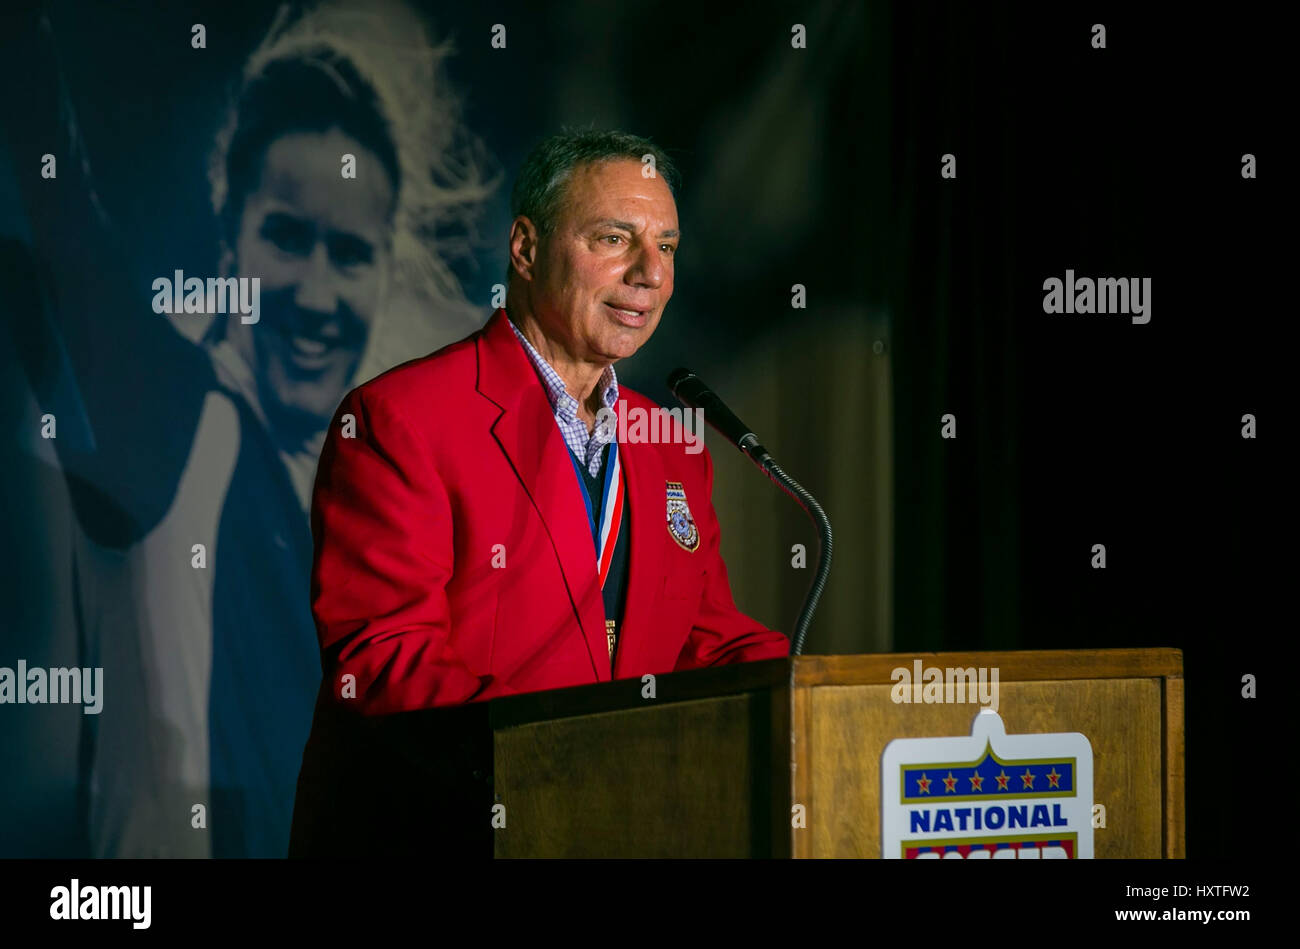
[667,368,832,656]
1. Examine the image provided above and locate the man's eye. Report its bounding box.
[661,244,677,255]
[603,235,623,245]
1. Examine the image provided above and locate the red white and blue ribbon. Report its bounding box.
[570,442,625,589]
[595,444,624,588]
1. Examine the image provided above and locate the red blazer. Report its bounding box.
[310,309,789,715]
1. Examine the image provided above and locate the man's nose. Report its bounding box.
[293,242,340,314]
[624,236,665,289]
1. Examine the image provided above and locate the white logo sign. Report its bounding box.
[881,709,1094,859]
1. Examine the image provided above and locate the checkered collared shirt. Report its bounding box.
[508,316,619,477]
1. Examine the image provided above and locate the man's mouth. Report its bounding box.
[605,302,651,327]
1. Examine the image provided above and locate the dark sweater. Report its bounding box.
[569,443,631,660]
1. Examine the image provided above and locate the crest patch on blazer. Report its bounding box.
[665,480,700,552]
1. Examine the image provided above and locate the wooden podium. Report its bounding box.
[289,648,1184,858]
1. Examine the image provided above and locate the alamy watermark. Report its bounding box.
[0,660,103,714]
[1042,270,1150,324]
[595,400,704,454]
[891,660,999,711]
[50,879,150,929]
[151,269,260,324]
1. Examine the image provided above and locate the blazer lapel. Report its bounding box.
[476,310,606,681]
[612,435,665,678]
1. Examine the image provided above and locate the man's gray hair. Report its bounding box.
[510,129,680,238]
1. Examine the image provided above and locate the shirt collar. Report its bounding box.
[507,315,619,420]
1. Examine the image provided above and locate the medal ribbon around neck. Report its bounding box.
[569,442,625,589]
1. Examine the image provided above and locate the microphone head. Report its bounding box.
[666,367,697,396]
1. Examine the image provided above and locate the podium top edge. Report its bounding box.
[484,649,1182,729]
[792,648,1183,686]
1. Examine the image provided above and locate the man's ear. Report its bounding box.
[508,216,540,281]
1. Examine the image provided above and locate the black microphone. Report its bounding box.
[666,368,832,656]
[666,368,774,470]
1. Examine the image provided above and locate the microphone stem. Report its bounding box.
[743,449,832,656]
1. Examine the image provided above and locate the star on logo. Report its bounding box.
[1046,768,1061,789]
[943,772,957,793]
[916,773,931,795]
[969,773,984,792]
[1021,768,1036,789]
[995,770,1010,790]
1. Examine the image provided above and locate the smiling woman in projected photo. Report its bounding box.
[4,0,497,858]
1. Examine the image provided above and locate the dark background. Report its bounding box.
[1,0,1282,859]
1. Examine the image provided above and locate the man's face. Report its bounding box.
[229,127,395,435]
[526,159,679,364]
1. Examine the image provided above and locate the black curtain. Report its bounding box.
[890,4,1282,857]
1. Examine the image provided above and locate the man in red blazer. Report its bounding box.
[308,130,789,717]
